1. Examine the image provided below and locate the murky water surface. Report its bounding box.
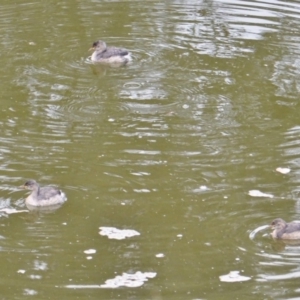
[1,0,300,299]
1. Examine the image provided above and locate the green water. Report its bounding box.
[0,0,300,299]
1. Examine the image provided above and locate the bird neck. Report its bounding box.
[32,184,40,196]
[276,223,287,238]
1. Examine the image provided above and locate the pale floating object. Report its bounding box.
[100,271,157,288]
[99,227,140,240]
[133,189,150,193]
[84,249,96,254]
[155,253,165,258]
[17,270,26,274]
[65,271,157,289]
[219,271,251,282]
[23,289,38,296]
[177,234,183,238]
[0,208,28,214]
[248,190,274,198]
[276,167,290,174]
[192,185,210,193]
[86,256,93,260]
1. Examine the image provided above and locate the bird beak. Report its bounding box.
[89,47,95,52]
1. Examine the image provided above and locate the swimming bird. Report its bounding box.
[89,40,131,64]
[271,218,300,240]
[22,180,67,207]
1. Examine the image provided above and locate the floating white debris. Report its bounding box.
[177,234,183,238]
[133,189,150,193]
[0,208,28,214]
[155,253,165,258]
[99,227,140,240]
[23,289,38,295]
[86,256,93,260]
[276,167,290,174]
[84,249,96,255]
[17,270,26,274]
[65,271,156,289]
[248,190,274,198]
[100,271,157,288]
[219,271,251,282]
[192,186,210,193]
